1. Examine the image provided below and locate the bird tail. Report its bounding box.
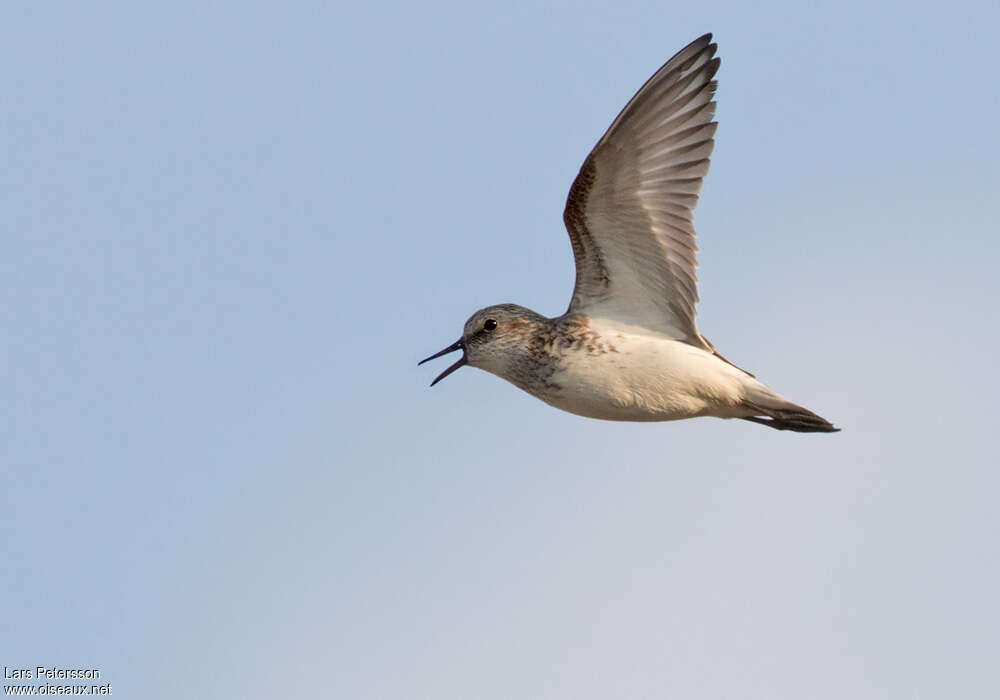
[739,385,839,433]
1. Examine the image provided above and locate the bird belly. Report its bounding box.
[539,333,751,422]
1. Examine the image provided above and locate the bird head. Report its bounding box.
[419,304,545,386]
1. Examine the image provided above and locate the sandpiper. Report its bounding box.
[420,34,838,432]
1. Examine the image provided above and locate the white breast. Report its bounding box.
[540,320,754,422]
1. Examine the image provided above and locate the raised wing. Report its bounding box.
[563,34,719,346]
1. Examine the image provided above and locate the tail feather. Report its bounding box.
[740,401,840,433]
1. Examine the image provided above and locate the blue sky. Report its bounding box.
[3,1,998,698]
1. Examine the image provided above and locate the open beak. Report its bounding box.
[418,339,466,386]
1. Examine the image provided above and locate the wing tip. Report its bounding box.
[671,37,720,85]
[694,33,718,59]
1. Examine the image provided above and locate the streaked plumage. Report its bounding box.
[420,34,838,433]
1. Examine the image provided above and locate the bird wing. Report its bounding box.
[562,34,719,346]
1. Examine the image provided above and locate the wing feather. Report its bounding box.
[563,34,720,344]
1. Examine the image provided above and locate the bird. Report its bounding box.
[420,33,838,433]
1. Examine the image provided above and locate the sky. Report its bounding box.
[2,1,998,698]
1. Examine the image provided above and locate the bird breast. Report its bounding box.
[536,323,750,422]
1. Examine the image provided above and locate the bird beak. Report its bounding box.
[418,339,467,386]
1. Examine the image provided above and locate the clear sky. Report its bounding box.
[3,1,998,698]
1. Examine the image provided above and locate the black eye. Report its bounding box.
[483,319,497,331]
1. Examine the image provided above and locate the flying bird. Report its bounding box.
[420,34,838,433]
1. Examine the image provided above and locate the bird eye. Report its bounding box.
[483,319,497,331]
